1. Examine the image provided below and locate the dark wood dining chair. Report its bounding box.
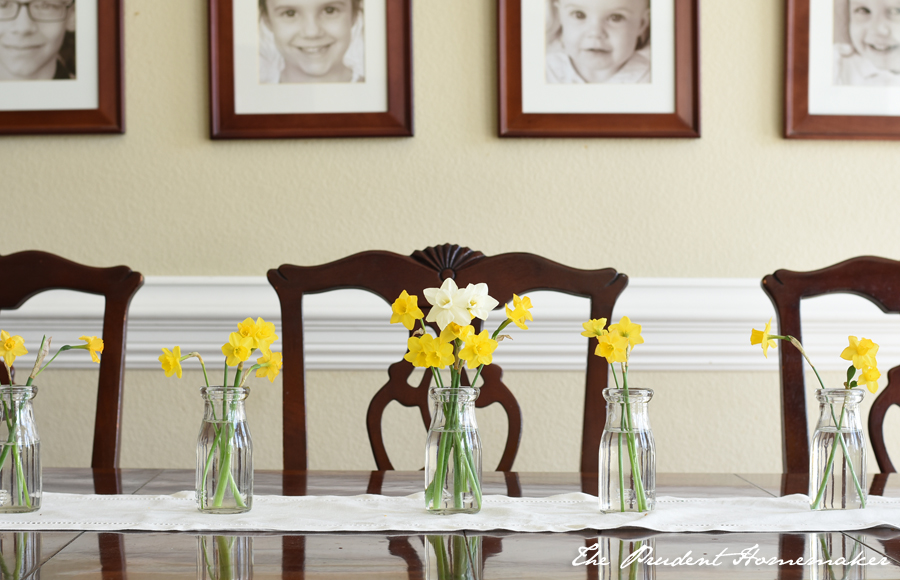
[762,256,900,482]
[268,244,628,475]
[0,250,143,471]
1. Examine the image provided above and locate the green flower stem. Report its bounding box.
[0,402,15,478]
[0,399,29,508]
[31,344,75,380]
[427,535,450,577]
[211,424,235,507]
[12,443,30,508]
[620,364,647,512]
[216,535,233,579]
[610,367,627,512]
[455,431,482,508]
[617,432,625,512]
[201,537,216,579]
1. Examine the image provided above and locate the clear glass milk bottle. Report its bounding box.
[197,386,253,514]
[809,388,866,510]
[599,388,655,513]
[0,386,40,513]
[424,386,482,514]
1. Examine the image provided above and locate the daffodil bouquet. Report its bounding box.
[751,319,878,510]
[0,330,103,511]
[390,279,533,513]
[582,317,653,513]
[159,317,282,513]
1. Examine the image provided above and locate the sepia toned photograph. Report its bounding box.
[210,0,412,138]
[786,0,900,138]
[545,0,651,84]
[833,0,900,86]
[258,0,365,84]
[0,0,76,81]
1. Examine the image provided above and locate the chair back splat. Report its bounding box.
[268,244,627,473]
[762,256,900,474]
[0,251,143,470]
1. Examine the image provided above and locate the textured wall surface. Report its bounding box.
[3,0,899,472]
[2,0,898,275]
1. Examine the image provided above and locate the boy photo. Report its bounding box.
[833,0,900,85]
[0,0,76,81]
[258,0,365,84]
[545,0,651,84]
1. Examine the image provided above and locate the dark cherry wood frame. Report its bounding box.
[0,0,124,135]
[0,251,143,469]
[268,244,628,474]
[209,0,413,139]
[498,0,700,138]
[785,0,900,139]
[762,256,900,475]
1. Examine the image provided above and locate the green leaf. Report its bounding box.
[846,365,857,383]
[850,380,858,388]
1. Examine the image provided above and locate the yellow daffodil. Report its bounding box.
[390,290,425,330]
[254,317,278,354]
[78,335,104,363]
[595,333,628,364]
[609,316,644,348]
[858,365,881,394]
[159,346,183,379]
[221,332,253,367]
[237,318,260,349]
[255,351,283,383]
[505,294,534,330]
[439,322,474,343]
[404,334,454,369]
[0,330,27,368]
[458,330,499,369]
[581,318,608,339]
[840,336,879,370]
[750,318,778,359]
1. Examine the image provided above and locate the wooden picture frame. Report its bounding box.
[0,0,124,135]
[209,0,413,139]
[498,0,700,138]
[785,0,900,140]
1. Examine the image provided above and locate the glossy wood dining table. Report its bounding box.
[2,468,899,579]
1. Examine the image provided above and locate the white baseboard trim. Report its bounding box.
[3,277,899,372]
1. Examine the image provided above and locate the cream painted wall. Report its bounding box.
[3,0,900,473]
[2,0,899,274]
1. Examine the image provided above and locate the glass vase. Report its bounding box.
[197,386,253,514]
[0,532,40,579]
[425,534,481,580]
[599,534,656,580]
[424,386,482,514]
[809,532,866,580]
[809,388,866,510]
[198,535,253,580]
[599,388,655,513]
[0,386,40,513]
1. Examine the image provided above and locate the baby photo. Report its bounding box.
[545,0,651,84]
[258,0,365,84]
[0,0,76,81]
[833,0,900,85]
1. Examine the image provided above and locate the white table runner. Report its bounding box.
[0,492,898,533]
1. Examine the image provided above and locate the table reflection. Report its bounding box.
[0,532,40,579]
[199,535,253,580]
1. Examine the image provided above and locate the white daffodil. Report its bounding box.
[465,283,499,321]
[424,278,472,330]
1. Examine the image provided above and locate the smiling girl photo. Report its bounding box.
[258,0,365,84]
